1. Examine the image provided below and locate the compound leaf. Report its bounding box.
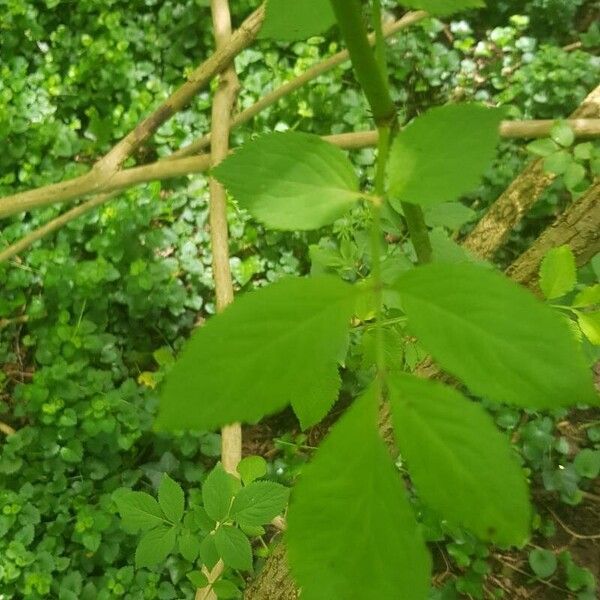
[157,276,358,431]
[202,463,240,523]
[388,104,503,207]
[287,388,431,599]
[259,0,336,42]
[395,263,597,408]
[389,374,531,546]
[213,132,361,230]
[114,491,166,533]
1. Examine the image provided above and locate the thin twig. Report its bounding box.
[547,507,600,540]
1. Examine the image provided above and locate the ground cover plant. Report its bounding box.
[1,0,599,598]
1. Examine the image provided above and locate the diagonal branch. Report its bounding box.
[462,83,600,259]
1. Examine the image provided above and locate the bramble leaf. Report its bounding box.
[539,245,577,300]
[395,262,597,408]
[387,104,503,207]
[214,525,253,571]
[135,525,177,568]
[157,276,358,430]
[230,481,289,527]
[259,0,336,42]
[158,474,184,523]
[578,311,600,345]
[213,132,361,230]
[287,389,431,599]
[388,374,531,546]
[179,530,201,562]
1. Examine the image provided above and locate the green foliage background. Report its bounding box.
[0,0,598,598]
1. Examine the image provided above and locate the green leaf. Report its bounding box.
[179,530,201,562]
[212,580,242,599]
[186,570,209,588]
[214,525,253,571]
[394,263,597,409]
[114,491,166,532]
[286,389,431,599]
[387,104,503,207]
[529,548,557,579]
[573,284,600,308]
[158,474,185,523]
[388,374,531,546]
[423,201,477,229]
[430,228,486,265]
[237,456,267,486]
[527,138,560,157]
[550,121,575,147]
[543,150,571,175]
[396,0,484,15]
[202,464,239,522]
[200,534,219,570]
[259,0,336,42]
[573,449,600,479]
[135,525,177,568]
[574,142,593,161]
[230,481,289,527]
[213,132,361,230]
[564,162,586,190]
[578,311,600,345]
[157,276,358,430]
[539,245,577,300]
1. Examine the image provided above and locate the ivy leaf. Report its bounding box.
[387,104,503,207]
[286,389,431,599]
[202,464,240,522]
[212,132,361,230]
[259,0,336,42]
[158,474,185,523]
[135,525,177,568]
[539,245,577,300]
[230,481,289,527]
[214,525,253,571]
[114,490,166,533]
[388,374,531,546]
[236,456,267,486]
[157,276,358,430]
[394,263,597,409]
[396,1,485,16]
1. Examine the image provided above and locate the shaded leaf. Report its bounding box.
[396,0,485,16]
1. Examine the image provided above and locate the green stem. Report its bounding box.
[370,125,392,385]
[401,201,432,264]
[329,0,395,126]
[371,0,388,82]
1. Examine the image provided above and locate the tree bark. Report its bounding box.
[462,84,600,259]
